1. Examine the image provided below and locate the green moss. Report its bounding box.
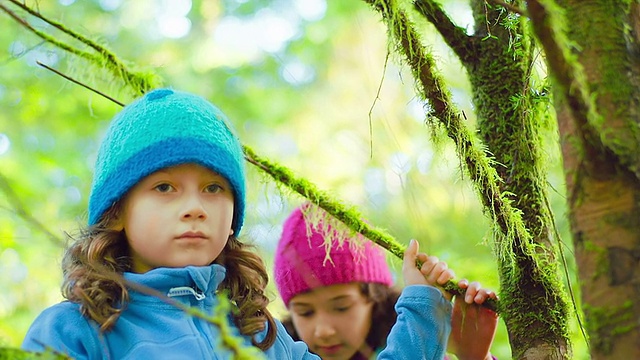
[0,347,71,359]
[583,301,637,354]
[243,144,502,311]
[207,293,266,359]
[467,9,573,350]
[539,0,640,178]
[497,247,572,358]
[5,1,162,97]
[582,241,609,280]
[244,145,408,259]
[349,4,571,355]
[6,0,583,355]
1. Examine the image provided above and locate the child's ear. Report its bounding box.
[109,214,125,231]
[229,229,234,236]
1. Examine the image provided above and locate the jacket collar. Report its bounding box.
[123,264,227,301]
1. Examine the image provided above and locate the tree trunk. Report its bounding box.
[380,0,573,356]
[464,1,571,358]
[549,1,640,358]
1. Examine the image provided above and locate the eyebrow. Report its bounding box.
[290,303,312,309]
[329,295,352,302]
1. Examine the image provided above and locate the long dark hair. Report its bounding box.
[61,203,277,350]
[281,282,401,359]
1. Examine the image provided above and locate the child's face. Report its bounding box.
[117,163,235,273]
[289,283,374,360]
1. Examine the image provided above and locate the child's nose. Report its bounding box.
[314,321,337,339]
[180,193,208,220]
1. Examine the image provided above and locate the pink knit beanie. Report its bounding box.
[274,205,394,306]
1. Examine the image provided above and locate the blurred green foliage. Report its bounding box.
[0,0,588,358]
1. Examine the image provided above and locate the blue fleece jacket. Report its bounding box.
[22,265,451,359]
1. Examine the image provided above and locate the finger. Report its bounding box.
[436,269,454,285]
[425,261,447,284]
[416,253,428,264]
[456,279,469,302]
[473,288,498,304]
[420,255,439,276]
[457,278,469,289]
[465,281,481,303]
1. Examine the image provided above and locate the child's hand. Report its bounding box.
[448,279,499,360]
[402,239,455,300]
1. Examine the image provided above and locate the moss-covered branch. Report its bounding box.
[2,0,161,96]
[0,275,264,359]
[527,0,640,180]
[245,146,403,258]
[364,0,532,263]
[0,347,72,359]
[404,0,573,355]
[0,3,95,61]
[122,279,264,359]
[244,145,498,312]
[2,0,500,311]
[412,0,477,63]
[526,1,596,148]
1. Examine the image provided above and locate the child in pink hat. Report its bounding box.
[274,204,499,360]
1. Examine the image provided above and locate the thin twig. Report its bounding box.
[367,49,390,159]
[0,172,64,245]
[37,61,124,106]
[0,40,45,66]
[544,193,590,349]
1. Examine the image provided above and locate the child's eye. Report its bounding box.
[335,306,351,313]
[204,184,224,193]
[296,310,314,318]
[154,183,174,193]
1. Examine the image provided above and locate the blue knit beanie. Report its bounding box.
[88,88,246,235]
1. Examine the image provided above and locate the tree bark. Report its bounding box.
[548,1,640,358]
[464,1,571,358]
[402,0,573,357]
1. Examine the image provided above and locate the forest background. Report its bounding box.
[0,0,591,358]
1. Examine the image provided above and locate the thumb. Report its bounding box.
[402,239,418,271]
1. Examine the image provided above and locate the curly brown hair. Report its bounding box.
[61,203,277,350]
[281,282,400,359]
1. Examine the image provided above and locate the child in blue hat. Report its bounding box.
[21,88,456,359]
